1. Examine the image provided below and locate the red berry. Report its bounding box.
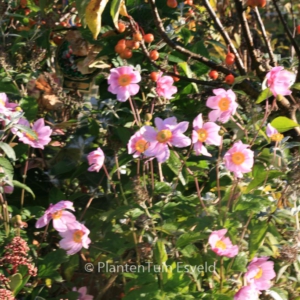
[225,52,235,65]
[120,48,132,59]
[184,0,193,5]
[144,33,154,43]
[209,70,218,80]
[150,71,159,82]
[118,22,126,33]
[225,74,235,85]
[167,0,178,8]
[149,50,159,61]
[297,25,300,35]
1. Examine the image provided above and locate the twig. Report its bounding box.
[271,0,300,82]
[253,7,276,66]
[202,0,246,75]
[233,0,263,78]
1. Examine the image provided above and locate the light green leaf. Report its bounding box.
[0,157,14,180]
[256,88,272,103]
[166,150,186,186]
[270,116,299,133]
[291,83,300,90]
[249,221,268,259]
[8,273,23,296]
[176,232,204,248]
[14,124,38,140]
[154,239,168,264]
[0,142,16,161]
[12,180,35,199]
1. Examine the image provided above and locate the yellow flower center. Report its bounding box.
[197,128,208,142]
[73,230,84,243]
[270,133,284,142]
[135,139,149,153]
[25,130,38,141]
[118,74,132,87]
[215,240,226,250]
[231,152,245,165]
[254,267,263,279]
[51,210,63,219]
[0,99,4,106]
[218,97,230,111]
[156,129,172,143]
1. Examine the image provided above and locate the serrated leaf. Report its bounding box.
[0,157,14,180]
[0,142,16,161]
[249,221,268,259]
[270,117,299,133]
[154,239,168,264]
[256,88,272,103]
[85,0,109,40]
[12,180,35,199]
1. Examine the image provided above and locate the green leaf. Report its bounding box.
[178,62,198,93]
[19,96,38,122]
[235,194,270,215]
[8,273,23,296]
[0,81,20,95]
[110,0,122,30]
[231,252,247,272]
[166,150,186,186]
[176,232,204,248]
[12,180,35,199]
[154,239,168,264]
[0,142,16,161]
[249,221,269,259]
[0,157,14,180]
[190,40,210,58]
[270,116,299,133]
[256,88,272,104]
[291,82,300,90]
[14,124,38,140]
[179,28,192,45]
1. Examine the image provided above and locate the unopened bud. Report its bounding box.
[145,113,152,121]
[218,129,225,136]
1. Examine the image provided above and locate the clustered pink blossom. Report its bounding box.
[87,147,105,172]
[224,141,254,178]
[0,289,14,300]
[140,117,191,163]
[36,201,91,255]
[107,66,141,102]
[0,237,37,277]
[73,287,94,300]
[156,72,177,99]
[266,66,295,97]
[208,229,239,258]
[234,257,276,299]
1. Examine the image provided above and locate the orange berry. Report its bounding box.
[115,43,126,54]
[125,39,133,48]
[256,0,266,7]
[76,22,82,27]
[297,25,300,35]
[225,74,235,85]
[144,33,154,43]
[184,0,193,5]
[167,0,178,8]
[149,50,159,61]
[209,70,218,80]
[118,22,126,33]
[120,48,132,59]
[118,39,126,45]
[172,71,180,82]
[150,72,159,82]
[225,52,235,65]
[60,21,67,27]
[131,41,140,50]
[24,8,30,15]
[52,35,63,46]
[133,32,143,42]
[20,0,27,8]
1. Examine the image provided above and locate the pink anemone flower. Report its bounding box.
[107,66,141,102]
[208,229,239,258]
[234,285,260,300]
[72,287,94,300]
[35,200,76,232]
[18,118,52,149]
[206,88,238,123]
[59,221,91,255]
[87,147,105,172]
[266,66,295,97]
[127,130,150,158]
[224,141,254,178]
[192,113,221,157]
[140,117,191,163]
[156,73,177,99]
[245,257,276,291]
[266,123,283,142]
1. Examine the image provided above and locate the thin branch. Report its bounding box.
[272,0,300,82]
[253,7,276,66]
[233,0,264,78]
[202,0,246,75]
